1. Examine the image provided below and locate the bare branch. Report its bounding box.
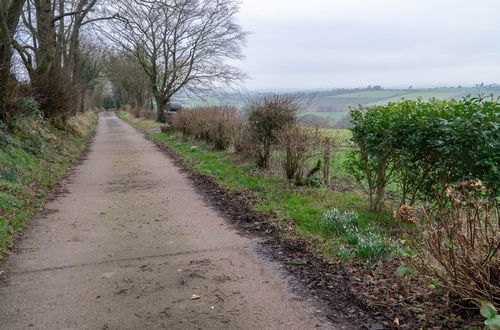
[81,13,119,26]
[52,9,86,22]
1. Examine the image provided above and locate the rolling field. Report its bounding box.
[303,111,348,119]
[328,90,409,99]
[178,87,500,128]
[304,87,500,125]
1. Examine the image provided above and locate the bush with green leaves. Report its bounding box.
[0,122,16,148]
[481,302,500,330]
[102,95,117,110]
[347,96,500,210]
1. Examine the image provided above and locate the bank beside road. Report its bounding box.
[0,111,98,258]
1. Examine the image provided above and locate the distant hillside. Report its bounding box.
[175,85,500,128]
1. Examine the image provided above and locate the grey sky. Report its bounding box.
[235,0,500,89]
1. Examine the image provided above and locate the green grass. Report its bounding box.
[0,112,97,257]
[121,112,398,261]
[131,118,162,130]
[300,128,352,177]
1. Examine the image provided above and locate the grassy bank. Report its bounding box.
[117,111,398,261]
[0,112,98,257]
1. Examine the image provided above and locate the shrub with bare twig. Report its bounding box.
[398,180,500,305]
[246,94,304,168]
[278,125,321,181]
[172,106,242,150]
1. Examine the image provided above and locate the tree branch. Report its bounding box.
[82,13,119,26]
[52,9,87,23]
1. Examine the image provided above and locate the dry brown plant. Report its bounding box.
[277,125,321,180]
[246,94,303,168]
[400,180,500,305]
[172,106,243,150]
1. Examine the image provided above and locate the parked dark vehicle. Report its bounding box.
[164,102,183,124]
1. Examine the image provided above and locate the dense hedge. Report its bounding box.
[347,96,499,209]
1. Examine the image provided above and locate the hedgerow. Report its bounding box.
[347,96,500,210]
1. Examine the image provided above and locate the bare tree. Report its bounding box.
[107,0,247,122]
[15,0,113,78]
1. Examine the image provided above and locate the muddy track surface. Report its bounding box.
[0,112,336,330]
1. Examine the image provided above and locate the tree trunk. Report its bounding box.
[154,94,168,123]
[0,0,25,118]
[33,0,58,80]
[258,142,271,169]
[372,160,388,211]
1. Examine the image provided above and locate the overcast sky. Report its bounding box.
[235,0,500,90]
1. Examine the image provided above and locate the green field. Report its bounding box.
[303,111,348,119]
[366,89,470,105]
[328,90,409,99]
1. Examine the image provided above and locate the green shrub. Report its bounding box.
[0,122,16,148]
[102,95,117,110]
[348,96,500,210]
[355,229,390,259]
[481,302,500,330]
[0,166,19,182]
[16,97,41,117]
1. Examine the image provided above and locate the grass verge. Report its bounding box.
[117,111,398,261]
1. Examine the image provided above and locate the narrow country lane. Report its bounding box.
[0,112,332,330]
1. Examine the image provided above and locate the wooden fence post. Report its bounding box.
[323,137,331,186]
